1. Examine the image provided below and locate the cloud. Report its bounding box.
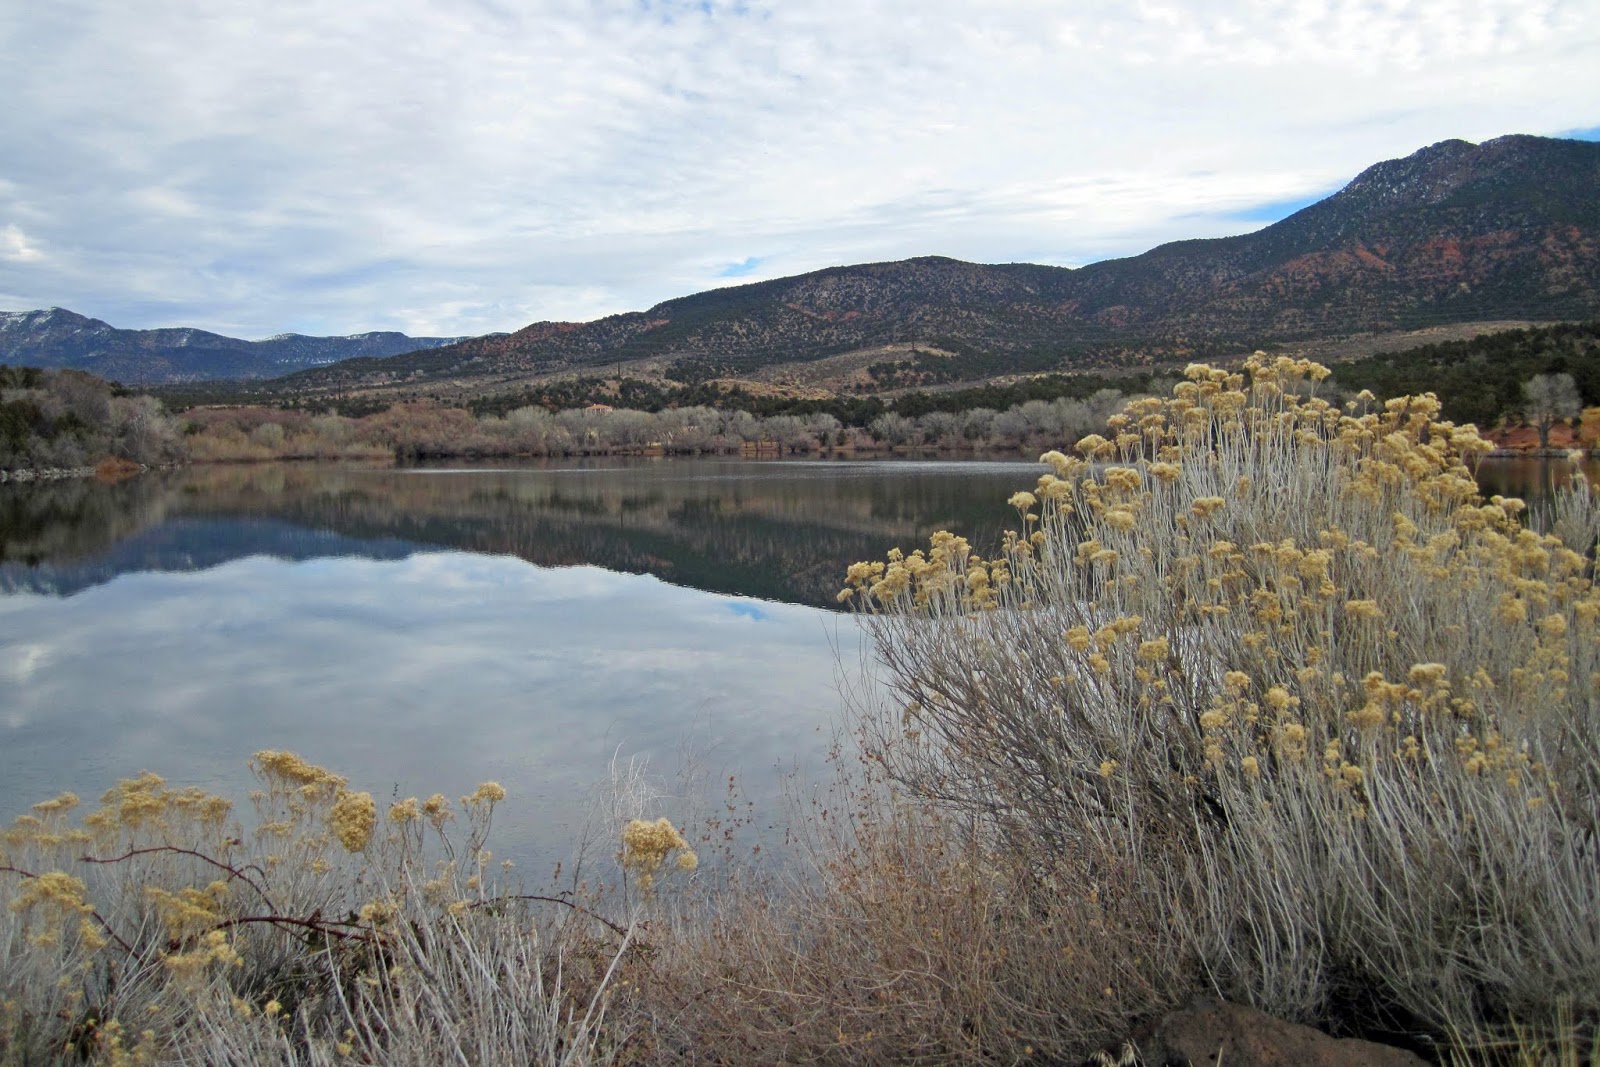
[0,0,1596,336]
[0,225,42,264]
[0,551,861,864]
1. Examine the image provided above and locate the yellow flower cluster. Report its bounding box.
[161,929,242,983]
[464,781,507,806]
[145,882,230,941]
[328,790,376,853]
[71,772,233,840]
[251,750,347,792]
[839,529,986,608]
[619,817,699,890]
[7,870,100,950]
[422,793,452,828]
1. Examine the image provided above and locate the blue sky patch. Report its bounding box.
[1231,192,1332,224]
[717,256,765,278]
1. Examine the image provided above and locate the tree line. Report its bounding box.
[182,391,1142,461]
[1327,320,1600,430]
[1,365,185,472]
[9,321,1597,473]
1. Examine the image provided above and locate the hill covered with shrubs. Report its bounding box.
[1329,319,1600,429]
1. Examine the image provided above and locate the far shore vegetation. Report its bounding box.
[3,354,1598,1064]
[3,321,1600,476]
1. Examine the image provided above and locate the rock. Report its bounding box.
[1133,999,1429,1067]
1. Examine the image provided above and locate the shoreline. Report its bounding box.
[1484,446,1595,458]
[2,445,1592,483]
[0,465,97,483]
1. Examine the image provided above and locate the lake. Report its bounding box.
[0,457,1045,871]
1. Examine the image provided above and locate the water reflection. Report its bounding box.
[1,458,1042,868]
[0,551,863,869]
[1,458,1041,606]
[1473,455,1599,529]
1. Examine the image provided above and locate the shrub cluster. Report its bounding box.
[844,354,1600,1057]
[0,367,183,472]
[181,392,1149,463]
[180,403,851,461]
[1,754,639,1065]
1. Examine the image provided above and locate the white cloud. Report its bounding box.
[0,225,42,263]
[0,0,1595,336]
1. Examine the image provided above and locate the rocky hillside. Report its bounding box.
[0,307,465,384]
[280,134,1600,395]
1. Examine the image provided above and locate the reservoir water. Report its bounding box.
[0,457,1044,869]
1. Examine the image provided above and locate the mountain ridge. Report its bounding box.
[0,307,466,384]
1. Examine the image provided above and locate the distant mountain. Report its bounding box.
[0,307,465,383]
[283,134,1600,395]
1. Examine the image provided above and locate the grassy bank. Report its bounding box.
[4,356,1597,1065]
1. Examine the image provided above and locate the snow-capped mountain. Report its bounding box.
[0,307,464,383]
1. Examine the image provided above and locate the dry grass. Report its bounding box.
[1,755,636,1065]
[624,776,1190,1065]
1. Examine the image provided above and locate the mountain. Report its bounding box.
[282,134,1600,397]
[0,307,465,384]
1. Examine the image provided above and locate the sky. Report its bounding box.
[1,0,1597,340]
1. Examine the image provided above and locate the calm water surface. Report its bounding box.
[0,457,1043,868]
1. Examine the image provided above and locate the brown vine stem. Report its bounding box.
[210,915,373,943]
[468,893,629,938]
[80,847,277,911]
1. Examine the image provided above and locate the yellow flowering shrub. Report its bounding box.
[619,817,698,890]
[847,354,1600,1050]
[0,752,596,1064]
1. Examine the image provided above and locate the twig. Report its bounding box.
[468,892,630,938]
[210,915,372,943]
[80,846,277,910]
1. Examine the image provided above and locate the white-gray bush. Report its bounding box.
[844,356,1600,1054]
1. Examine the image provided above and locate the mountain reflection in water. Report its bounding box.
[0,458,1041,869]
[0,458,1042,605]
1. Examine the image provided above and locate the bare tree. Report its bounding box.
[869,412,918,448]
[961,407,997,444]
[917,410,963,449]
[1522,372,1582,449]
[720,409,760,443]
[761,414,814,452]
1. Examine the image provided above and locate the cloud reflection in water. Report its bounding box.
[0,550,866,871]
